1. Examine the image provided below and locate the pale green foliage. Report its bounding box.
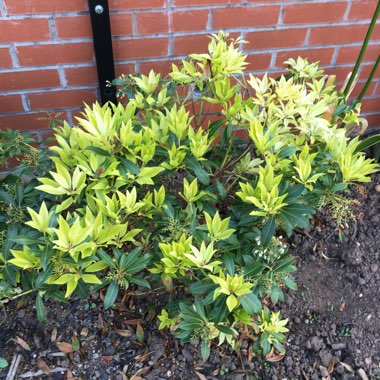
[2,32,378,362]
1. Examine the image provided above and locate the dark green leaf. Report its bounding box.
[189,280,216,295]
[35,263,54,289]
[104,282,119,310]
[261,217,276,246]
[216,324,234,335]
[0,190,15,206]
[86,146,111,157]
[240,293,262,315]
[97,249,116,269]
[183,156,210,185]
[355,134,380,152]
[201,340,210,362]
[119,157,140,175]
[36,295,47,323]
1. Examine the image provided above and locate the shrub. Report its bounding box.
[1,32,378,360]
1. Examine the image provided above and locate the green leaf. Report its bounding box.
[201,340,210,362]
[355,134,380,152]
[131,277,151,289]
[119,157,141,175]
[189,280,216,295]
[283,276,298,290]
[10,235,41,245]
[240,293,262,315]
[0,358,9,369]
[222,253,235,276]
[36,295,47,323]
[35,263,54,289]
[3,265,17,286]
[216,324,234,335]
[97,249,116,269]
[0,190,16,206]
[243,261,264,277]
[208,119,225,138]
[104,281,119,310]
[86,146,111,156]
[261,217,276,246]
[183,156,210,185]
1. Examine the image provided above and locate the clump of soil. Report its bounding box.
[1,175,379,380]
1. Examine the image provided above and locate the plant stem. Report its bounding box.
[352,55,380,107]
[343,1,380,97]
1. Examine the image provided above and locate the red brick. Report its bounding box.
[245,53,272,71]
[137,12,169,34]
[174,0,241,5]
[114,38,169,60]
[115,63,136,76]
[275,48,334,68]
[65,66,98,86]
[110,14,133,36]
[28,89,97,111]
[55,16,92,39]
[360,97,380,113]
[310,24,380,46]
[246,28,307,50]
[0,19,50,43]
[173,34,210,56]
[0,95,24,114]
[0,112,68,131]
[5,0,87,14]
[349,81,376,97]
[171,10,209,32]
[17,43,94,66]
[349,0,378,20]
[364,113,380,128]
[324,63,377,84]
[139,60,175,75]
[0,48,12,69]
[0,70,60,92]
[213,6,280,29]
[110,0,165,10]
[336,44,380,64]
[283,2,347,24]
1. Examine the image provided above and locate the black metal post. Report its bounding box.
[88,0,117,105]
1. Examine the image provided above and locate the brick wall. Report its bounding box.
[0,0,379,139]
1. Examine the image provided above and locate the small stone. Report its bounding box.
[357,368,369,380]
[181,348,193,362]
[320,366,329,377]
[310,336,324,352]
[375,184,380,192]
[331,343,346,350]
[166,370,172,377]
[371,264,378,273]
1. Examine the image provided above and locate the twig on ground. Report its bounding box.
[5,354,22,380]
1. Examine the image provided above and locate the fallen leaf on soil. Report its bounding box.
[327,358,335,374]
[118,371,129,380]
[339,302,346,312]
[20,367,67,378]
[136,324,144,344]
[195,371,208,380]
[66,368,80,380]
[56,342,75,353]
[134,366,150,376]
[80,327,89,337]
[13,336,31,351]
[357,368,369,380]
[340,361,354,373]
[116,329,133,337]
[212,368,220,375]
[130,376,144,380]
[266,354,285,362]
[101,355,113,361]
[51,328,57,342]
[97,313,104,329]
[37,359,50,375]
[124,319,142,326]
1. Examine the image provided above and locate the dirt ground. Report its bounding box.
[0,174,379,380]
